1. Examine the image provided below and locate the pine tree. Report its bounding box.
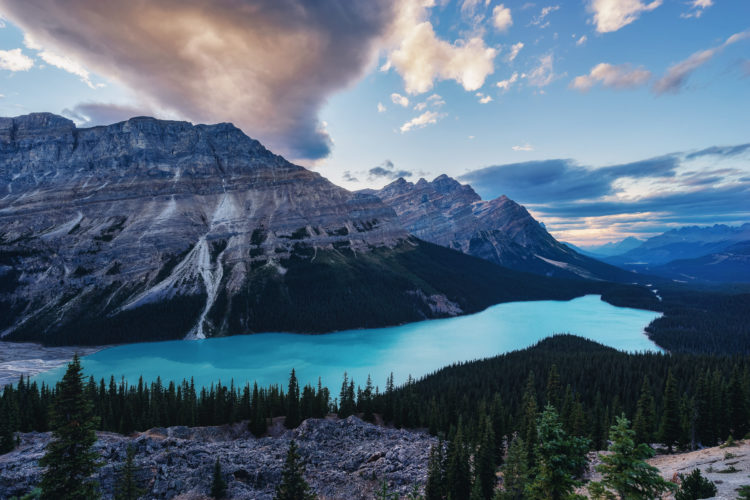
[526,405,589,500]
[39,354,101,500]
[520,373,538,472]
[362,374,375,422]
[210,458,227,499]
[114,445,145,500]
[496,436,528,500]
[546,365,562,411]
[0,397,17,454]
[474,417,497,500]
[445,425,471,500]
[633,376,656,445]
[675,469,716,500]
[728,370,749,440]
[425,441,445,500]
[274,440,316,500]
[285,369,300,429]
[249,382,267,437]
[660,370,681,453]
[589,414,674,499]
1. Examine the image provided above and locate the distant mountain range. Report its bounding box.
[647,240,750,283]
[368,176,635,282]
[571,237,644,258]
[0,113,602,346]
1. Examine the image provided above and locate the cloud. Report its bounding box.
[459,144,750,243]
[685,143,750,160]
[571,62,651,91]
[377,102,387,113]
[400,110,442,132]
[391,92,410,107]
[62,102,154,126]
[0,48,33,71]
[383,2,498,94]
[24,34,99,88]
[512,144,534,151]
[530,5,560,28]
[681,0,713,19]
[587,0,662,33]
[368,159,413,179]
[576,35,588,46]
[427,93,446,107]
[1,0,400,161]
[476,92,493,103]
[507,42,524,62]
[497,72,519,91]
[460,155,680,203]
[653,30,750,94]
[492,4,513,32]
[526,54,558,87]
[342,170,360,183]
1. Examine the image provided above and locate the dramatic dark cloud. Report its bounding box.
[1,0,398,160]
[459,144,750,242]
[368,159,413,180]
[459,155,678,204]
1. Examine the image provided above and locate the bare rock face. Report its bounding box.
[0,113,412,343]
[372,175,631,281]
[0,416,436,500]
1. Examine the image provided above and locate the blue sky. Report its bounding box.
[0,1,748,244]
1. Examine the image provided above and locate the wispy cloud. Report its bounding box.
[512,143,534,151]
[492,4,513,32]
[653,30,750,94]
[571,62,651,91]
[681,0,713,19]
[507,42,524,62]
[400,110,442,133]
[497,72,519,91]
[530,5,560,28]
[391,93,410,107]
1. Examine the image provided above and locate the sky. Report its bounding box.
[0,0,748,245]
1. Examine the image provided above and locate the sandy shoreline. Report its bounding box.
[0,341,107,387]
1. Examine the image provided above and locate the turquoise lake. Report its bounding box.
[34,295,661,390]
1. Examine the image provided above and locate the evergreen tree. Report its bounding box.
[0,397,17,454]
[210,458,227,499]
[675,469,716,500]
[727,370,749,440]
[496,436,528,500]
[285,369,300,429]
[520,373,538,472]
[274,440,316,500]
[39,354,101,500]
[633,376,656,445]
[660,370,681,453]
[445,425,471,500]
[526,405,589,500]
[362,375,375,422]
[249,382,267,437]
[546,365,563,411]
[590,414,674,499]
[114,445,145,500]
[338,373,355,418]
[425,441,445,500]
[474,417,497,500]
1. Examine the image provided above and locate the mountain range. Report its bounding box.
[0,113,601,346]
[368,176,635,282]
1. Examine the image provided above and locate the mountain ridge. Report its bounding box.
[368,175,636,282]
[0,113,606,346]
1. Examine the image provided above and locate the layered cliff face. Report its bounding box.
[0,114,595,345]
[372,175,632,281]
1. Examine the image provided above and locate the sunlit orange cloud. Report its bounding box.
[532,211,670,246]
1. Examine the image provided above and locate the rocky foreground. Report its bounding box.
[0,416,435,499]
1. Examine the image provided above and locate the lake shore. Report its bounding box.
[0,341,107,387]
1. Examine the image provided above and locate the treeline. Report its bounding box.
[3,335,748,457]
[1,369,330,449]
[381,335,750,452]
